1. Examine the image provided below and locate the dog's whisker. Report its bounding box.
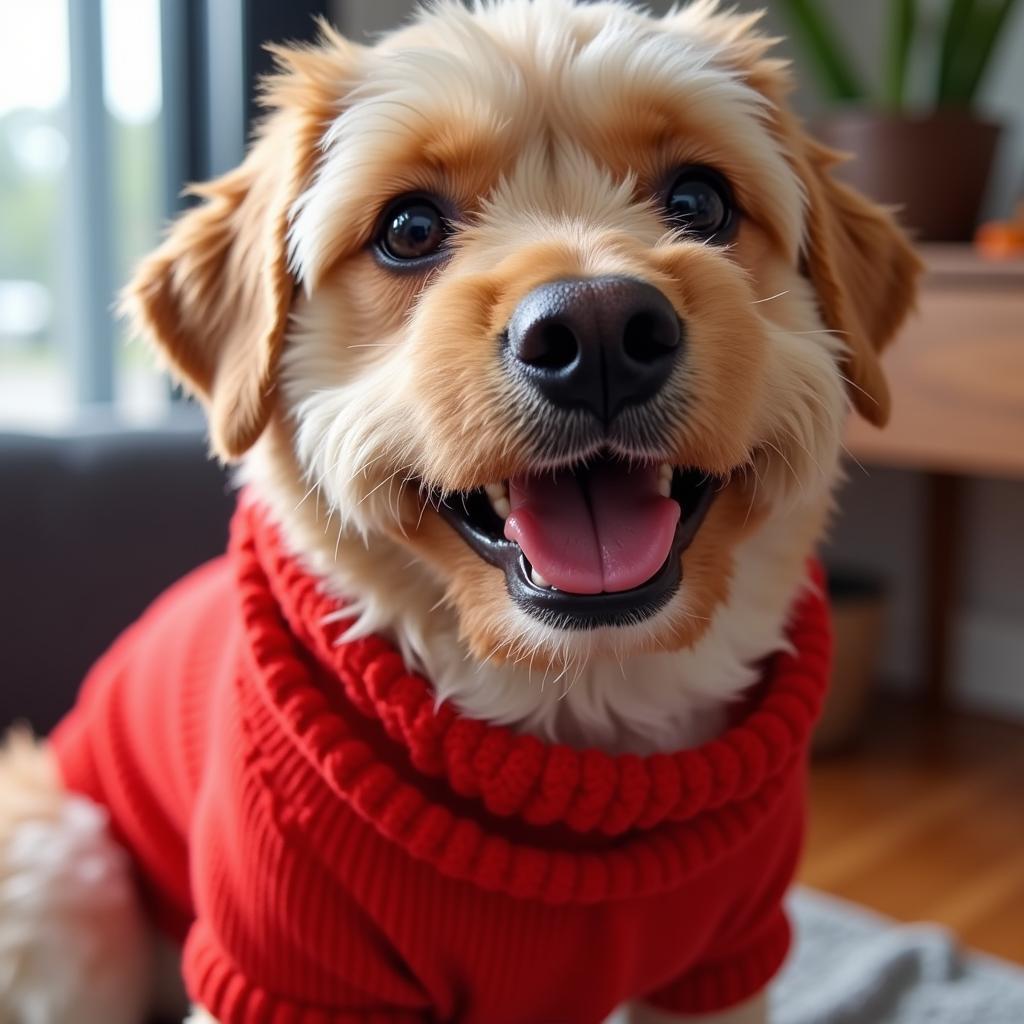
[295,478,322,512]
[776,424,828,483]
[840,442,870,478]
[342,448,392,486]
[356,465,411,507]
[836,371,879,406]
[750,289,789,305]
[742,463,760,529]
[615,649,627,681]
[762,439,804,497]
[414,495,432,533]
[791,328,850,338]
[476,638,510,673]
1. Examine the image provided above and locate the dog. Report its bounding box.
[0,2,920,1022]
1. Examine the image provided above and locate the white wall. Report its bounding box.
[746,0,1024,223]
[330,0,1024,717]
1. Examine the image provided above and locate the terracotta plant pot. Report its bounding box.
[813,570,887,756]
[812,110,1002,243]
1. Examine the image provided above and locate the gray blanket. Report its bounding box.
[608,888,1024,1023]
[772,888,1024,1024]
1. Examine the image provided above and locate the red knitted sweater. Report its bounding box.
[52,498,831,1024]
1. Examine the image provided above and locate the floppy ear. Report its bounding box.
[795,136,922,426]
[123,30,355,459]
[665,4,921,427]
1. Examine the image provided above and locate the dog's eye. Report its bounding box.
[664,168,735,242]
[378,197,448,263]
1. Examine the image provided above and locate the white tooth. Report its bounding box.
[658,476,672,498]
[531,567,551,588]
[659,462,673,481]
[483,482,510,519]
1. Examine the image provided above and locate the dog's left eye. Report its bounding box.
[663,167,736,242]
[377,197,449,263]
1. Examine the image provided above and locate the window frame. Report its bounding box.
[61,0,331,411]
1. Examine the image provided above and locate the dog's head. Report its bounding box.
[126,0,919,674]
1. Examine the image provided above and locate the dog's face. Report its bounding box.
[127,0,918,674]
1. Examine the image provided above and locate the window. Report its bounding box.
[0,0,330,430]
[0,0,166,427]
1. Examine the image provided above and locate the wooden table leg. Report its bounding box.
[924,472,963,712]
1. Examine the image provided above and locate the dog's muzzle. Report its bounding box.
[503,276,683,425]
[428,276,720,629]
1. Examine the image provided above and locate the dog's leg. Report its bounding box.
[625,993,767,1024]
[0,730,151,1024]
[184,1008,220,1024]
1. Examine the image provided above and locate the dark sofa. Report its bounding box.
[0,411,234,733]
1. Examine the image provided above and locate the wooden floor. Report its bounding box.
[800,698,1024,964]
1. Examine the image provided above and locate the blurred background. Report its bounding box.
[1,0,1022,982]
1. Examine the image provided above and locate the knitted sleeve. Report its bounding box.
[640,772,805,1017]
[641,906,790,1016]
[180,666,434,1024]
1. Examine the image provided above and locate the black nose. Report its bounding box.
[505,276,683,422]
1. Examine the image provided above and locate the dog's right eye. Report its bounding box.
[663,167,736,243]
[377,197,449,264]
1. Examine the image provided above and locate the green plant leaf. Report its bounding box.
[955,0,1020,104]
[938,0,978,104]
[885,0,917,109]
[779,0,866,103]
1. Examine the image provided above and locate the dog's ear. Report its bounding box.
[125,130,298,460]
[123,28,356,459]
[663,4,921,427]
[794,135,922,426]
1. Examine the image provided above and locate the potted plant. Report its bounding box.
[781,0,1020,241]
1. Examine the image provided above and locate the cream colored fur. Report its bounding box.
[0,1,920,1021]
[0,735,150,1024]
[244,432,834,754]
[242,2,850,751]
[184,1010,219,1024]
[242,262,843,755]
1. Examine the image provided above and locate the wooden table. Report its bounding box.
[845,245,1024,708]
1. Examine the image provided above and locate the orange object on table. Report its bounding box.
[975,202,1024,259]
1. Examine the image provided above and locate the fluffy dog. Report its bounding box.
[0,2,919,1022]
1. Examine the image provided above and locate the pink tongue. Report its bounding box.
[504,463,680,595]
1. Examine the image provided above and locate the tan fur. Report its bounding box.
[115,0,919,730]
[0,729,61,827]
[121,32,362,459]
[2,4,919,1021]
[661,6,922,426]
[796,134,923,425]
[125,0,916,685]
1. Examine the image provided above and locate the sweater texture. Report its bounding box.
[52,497,831,1024]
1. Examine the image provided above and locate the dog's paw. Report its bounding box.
[0,732,151,1024]
[183,1007,220,1024]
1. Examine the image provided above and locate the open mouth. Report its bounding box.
[437,454,721,629]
